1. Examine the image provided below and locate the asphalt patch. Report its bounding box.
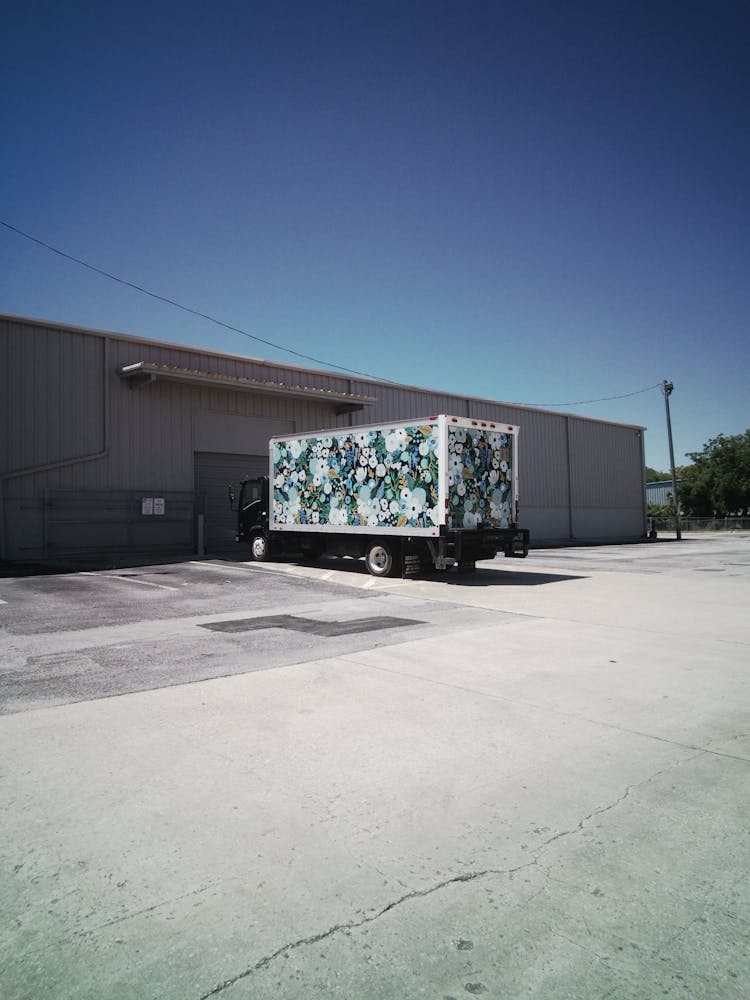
[200,614,424,636]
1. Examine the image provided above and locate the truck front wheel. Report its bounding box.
[365,541,394,577]
[249,532,270,561]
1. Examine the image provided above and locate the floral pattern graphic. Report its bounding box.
[272,424,441,529]
[271,419,515,532]
[447,428,513,529]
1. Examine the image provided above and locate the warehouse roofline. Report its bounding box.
[2,312,645,431]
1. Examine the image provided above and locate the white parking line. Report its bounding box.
[189,558,413,591]
[80,572,179,591]
[190,561,256,572]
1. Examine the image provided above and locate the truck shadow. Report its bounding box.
[288,556,586,587]
[436,567,588,587]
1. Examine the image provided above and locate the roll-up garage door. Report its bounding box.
[195,452,268,554]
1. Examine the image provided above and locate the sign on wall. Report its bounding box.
[141,498,166,515]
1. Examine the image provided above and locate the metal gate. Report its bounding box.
[43,489,204,559]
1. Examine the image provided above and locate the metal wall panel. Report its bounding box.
[568,418,645,508]
[572,507,645,539]
[1,319,106,476]
[567,418,646,539]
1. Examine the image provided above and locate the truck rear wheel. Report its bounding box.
[249,532,269,561]
[365,541,394,577]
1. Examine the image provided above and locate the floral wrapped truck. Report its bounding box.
[231,415,530,577]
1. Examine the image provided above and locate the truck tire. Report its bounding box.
[249,532,269,561]
[365,541,394,577]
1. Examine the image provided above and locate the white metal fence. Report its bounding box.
[650,516,750,532]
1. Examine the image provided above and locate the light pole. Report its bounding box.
[663,380,682,540]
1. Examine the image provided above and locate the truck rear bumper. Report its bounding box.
[425,527,529,569]
[504,528,530,558]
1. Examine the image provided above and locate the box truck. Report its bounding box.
[231,415,529,577]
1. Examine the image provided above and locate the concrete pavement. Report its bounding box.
[1,535,749,998]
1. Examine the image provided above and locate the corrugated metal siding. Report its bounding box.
[645,481,679,506]
[1,319,105,475]
[569,418,644,508]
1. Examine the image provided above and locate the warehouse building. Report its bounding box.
[1,313,647,565]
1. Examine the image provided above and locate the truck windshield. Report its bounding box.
[240,478,264,506]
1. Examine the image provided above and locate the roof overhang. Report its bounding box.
[119,362,376,414]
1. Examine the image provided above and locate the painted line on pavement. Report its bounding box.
[80,572,179,591]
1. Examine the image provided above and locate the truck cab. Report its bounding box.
[235,476,271,560]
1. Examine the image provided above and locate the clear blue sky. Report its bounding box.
[2,1,748,472]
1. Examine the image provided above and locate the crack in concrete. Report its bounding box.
[552,930,607,962]
[342,657,750,765]
[530,780,639,856]
[197,862,537,999]
[574,720,750,765]
[77,883,215,936]
[535,752,706,860]
[197,760,688,998]
[660,912,710,950]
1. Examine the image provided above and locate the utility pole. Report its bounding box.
[663,380,682,540]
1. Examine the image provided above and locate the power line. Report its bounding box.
[2,218,663,410]
[0,218,386,381]
[520,382,663,407]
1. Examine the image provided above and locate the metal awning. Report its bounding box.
[119,361,376,414]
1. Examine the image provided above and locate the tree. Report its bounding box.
[645,466,672,483]
[648,496,677,519]
[679,431,750,517]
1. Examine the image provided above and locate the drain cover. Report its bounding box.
[200,614,424,636]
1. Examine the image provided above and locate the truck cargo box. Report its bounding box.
[269,414,519,536]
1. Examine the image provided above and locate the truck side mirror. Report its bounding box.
[228,484,235,508]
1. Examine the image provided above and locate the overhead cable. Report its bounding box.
[2,218,662,409]
[520,382,663,407]
[0,218,384,380]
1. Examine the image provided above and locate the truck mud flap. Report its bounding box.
[506,529,530,558]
